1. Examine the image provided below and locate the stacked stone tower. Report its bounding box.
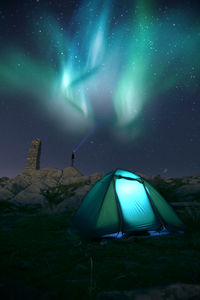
[25,138,41,171]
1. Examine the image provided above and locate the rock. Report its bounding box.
[175,184,200,201]
[22,168,62,188]
[6,174,31,193]
[11,183,47,206]
[0,172,34,200]
[33,168,62,187]
[0,177,9,187]
[60,175,89,186]
[55,185,92,212]
[0,166,93,210]
[56,196,82,212]
[43,168,63,187]
[90,173,102,184]
[75,185,91,197]
[62,167,83,177]
[97,283,200,300]
[0,188,14,200]
[60,167,83,185]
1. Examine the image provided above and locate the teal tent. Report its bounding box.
[73,169,184,238]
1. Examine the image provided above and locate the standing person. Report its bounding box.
[71,151,75,167]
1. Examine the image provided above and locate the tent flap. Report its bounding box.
[73,172,114,237]
[96,181,120,235]
[144,181,184,229]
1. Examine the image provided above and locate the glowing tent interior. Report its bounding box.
[73,169,184,239]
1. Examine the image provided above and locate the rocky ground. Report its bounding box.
[0,167,102,212]
[1,167,200,213]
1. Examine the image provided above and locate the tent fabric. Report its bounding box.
[96,180,119,235]
[144,181,184,230]
[73,169,184,238]
[116,179,160,232]
[73,172,114,234]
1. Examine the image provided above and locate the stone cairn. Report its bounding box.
[25,138,41,171]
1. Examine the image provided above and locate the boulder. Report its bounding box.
[0,177,10,187]
[0,167,96,210]
[11,183,47,206]
[40,168,63,187]
[62,167,83,177]
[22,168,62,187]
[59,167,83,185]
[175,184,200,201]
[89,173,102,184]
[0,172,34,199]
[53,183,93,212]
[60,175,90,186]
[55,196,83,212]
[6,173,32,193]
[0,188,14,201]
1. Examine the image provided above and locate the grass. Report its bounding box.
[0,209,200,299]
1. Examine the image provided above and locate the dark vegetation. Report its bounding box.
[0,200,42,214]
[40,182,88,209]
[150,175,185,202]
[0,207,200,299]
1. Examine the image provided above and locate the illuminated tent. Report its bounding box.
[73,169,184,239]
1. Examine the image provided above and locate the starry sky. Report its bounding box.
[0,0,200,178]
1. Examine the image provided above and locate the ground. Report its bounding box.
[0,209,200,299]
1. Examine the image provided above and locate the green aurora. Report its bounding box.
[0,0,200,140]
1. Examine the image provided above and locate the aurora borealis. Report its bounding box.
[0,0,200,178]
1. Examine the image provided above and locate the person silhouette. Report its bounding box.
[71,151,75,167]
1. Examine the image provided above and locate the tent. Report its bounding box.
[73,169,184,239]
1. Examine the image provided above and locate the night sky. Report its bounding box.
[0,0,200,179]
